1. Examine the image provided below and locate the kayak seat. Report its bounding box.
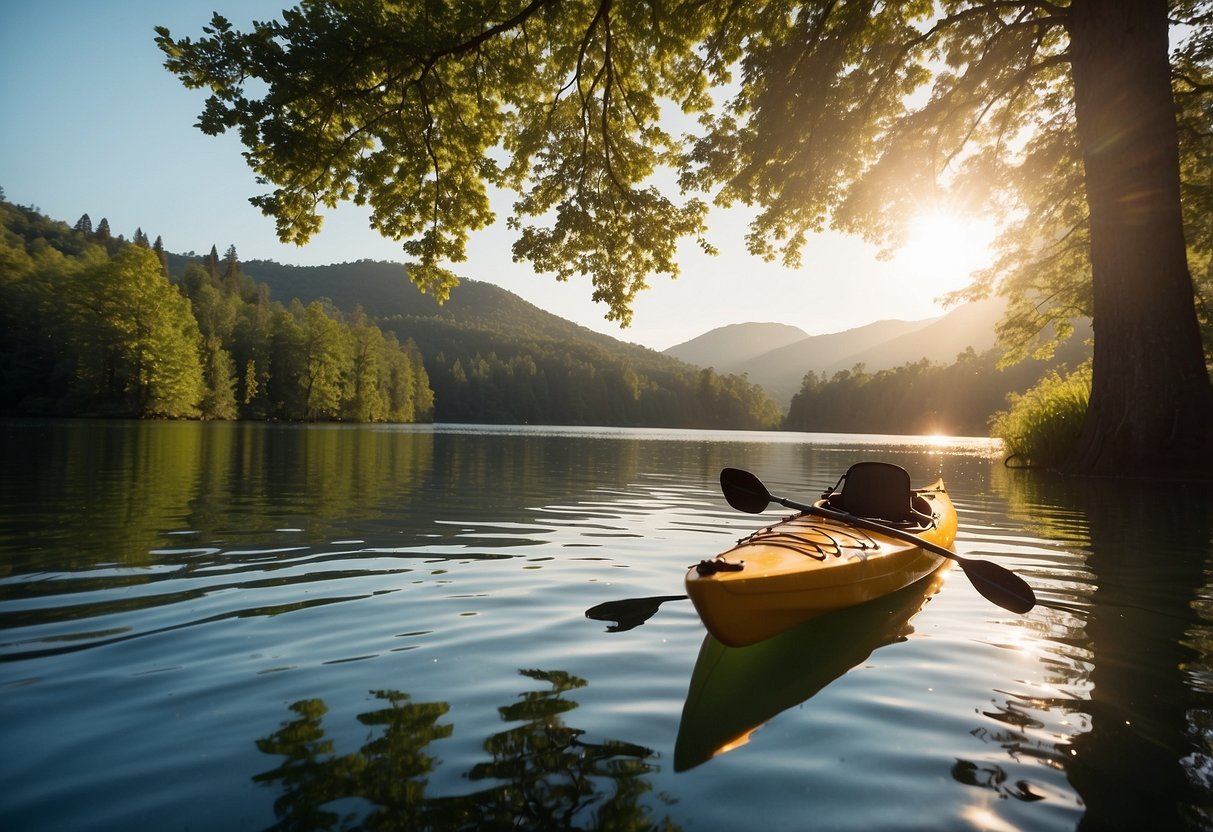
[825,462,930,526]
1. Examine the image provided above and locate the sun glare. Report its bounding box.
[896,210,997,298]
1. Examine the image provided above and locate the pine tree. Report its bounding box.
[206,244,220,282]
[94,217,111,242]
[74,213,93,235]
[221,243,244,297]
[152,235,169,277]
[133,227,150,248]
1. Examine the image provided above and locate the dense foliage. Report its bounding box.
[408,318,782,429]
[0,200,776,428]
[783,344,1088,437]
[0,200,432,422]
[238,259,782,429]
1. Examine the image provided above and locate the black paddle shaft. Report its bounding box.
[718,468,1036,614]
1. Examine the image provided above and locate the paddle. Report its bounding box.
[585,595,689,631]
[718,467,1036,614]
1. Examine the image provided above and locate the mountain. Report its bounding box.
[817,298,1006,376]
[663,322,812,370]
[664,298,1005,407]
[235,258,782,428]
[238,258,661,360]
[1,198,1086,434]
[242,258,1014,416]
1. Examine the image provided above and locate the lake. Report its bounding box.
[2,420,1211,830]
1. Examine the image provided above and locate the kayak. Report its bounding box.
[675,567,947,770]
[686,473,957,648]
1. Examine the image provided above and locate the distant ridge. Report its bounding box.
[663,299,1006,407]
[232,258,782,427]
[664,322,811,371]
[230,258,1009,413]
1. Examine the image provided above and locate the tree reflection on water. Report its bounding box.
[254,669,678,831]
[980,471,1213,830]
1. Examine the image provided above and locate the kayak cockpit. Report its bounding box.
[820,461,937,530]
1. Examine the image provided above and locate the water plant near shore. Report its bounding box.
[992,362,1092,469]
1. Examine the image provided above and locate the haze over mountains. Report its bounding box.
[664,299,1007,407]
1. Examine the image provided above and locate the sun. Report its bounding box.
[895,210,997,298]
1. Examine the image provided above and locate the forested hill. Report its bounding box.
[1,202,433,422]
[236,258,653,359]
[236,258,781,428]
[2,197,1089,435]
[2,200,779,428]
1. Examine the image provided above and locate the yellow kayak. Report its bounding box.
[686,466,958,648]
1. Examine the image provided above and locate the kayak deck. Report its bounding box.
[686,479,957,647]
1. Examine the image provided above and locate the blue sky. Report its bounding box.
[0,1,991,351]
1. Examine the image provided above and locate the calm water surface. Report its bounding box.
[2,420,1211,830]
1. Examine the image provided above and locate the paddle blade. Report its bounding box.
[961,558,1037,614]
[585,595,688,632]
[719,467,772,513]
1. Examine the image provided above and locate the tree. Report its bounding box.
[71,246,205,417]
[265,304,309,418]
[94,216,111,243]
[205,244,220,282]
[152,235,170,277]
[73,213,92,236]
[199,333,239,419]
[157,1,1213,474]
[346,306,386,421]
[300,300,352,419]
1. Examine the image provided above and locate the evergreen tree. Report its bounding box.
[73,213,93,235]
[133,227,150,248]
[94,217,111,242]
[206,244,220,282]
[190,280,238,342]
[152,235,169,277]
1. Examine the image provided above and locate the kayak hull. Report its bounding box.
[675,567,947,770]
[686,479,956,647]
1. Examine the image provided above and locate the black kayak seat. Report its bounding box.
[826,461,917,523]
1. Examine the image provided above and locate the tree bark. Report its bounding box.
[1066,0,1213,476]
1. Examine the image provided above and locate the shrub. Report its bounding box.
[990,362,1091,469]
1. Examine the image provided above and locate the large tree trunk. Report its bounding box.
[1066,0,1213,476]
